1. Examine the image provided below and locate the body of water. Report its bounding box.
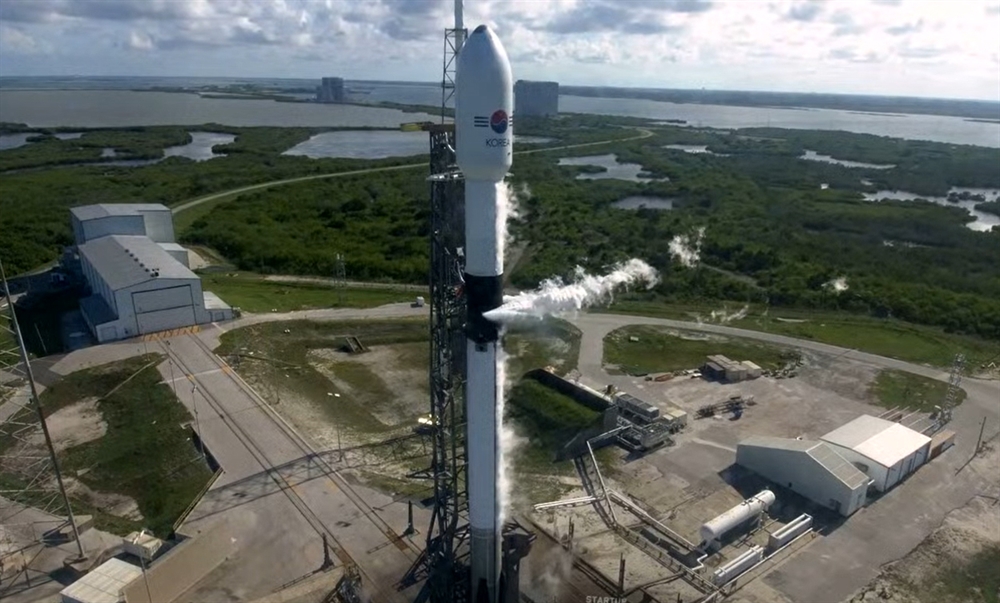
[558,154,661,182]
[283,130,428,159]
[2,86,997,147]
[663,144,726,155]
[613,196,675,210]
[0,90,439,128]
[0,133,31,150]
[561,96,1000,148]
[801,150,894,169]
[164,131,235,161]
[284,131,555,159]
[864,187,1000,231]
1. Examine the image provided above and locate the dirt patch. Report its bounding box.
[795,352,880,402]
[849,477,1000,603]
[63,476,143,521]
[43,398,106,453]
[309,343,429,428]
[1,398,107,476]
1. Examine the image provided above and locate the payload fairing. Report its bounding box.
[455,23,513,603]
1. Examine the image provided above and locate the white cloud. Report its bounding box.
[0,24,50,54]
[0,0,997,99]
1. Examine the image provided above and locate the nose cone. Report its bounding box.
[456,24,513,182]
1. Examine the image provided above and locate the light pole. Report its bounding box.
[131,528,153,603]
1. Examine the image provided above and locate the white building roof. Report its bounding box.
[740,436,870,489]
[70,203,169,222]
[60,557,142,603]
[822,415,931,469]
[79,235,196,291]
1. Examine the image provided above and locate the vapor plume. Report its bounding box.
[824,276,849,293]
[669,226,705,267]
[496,344,528,527]
[497,181,525,265]
[485,259,659,323]
[709,304,749,324]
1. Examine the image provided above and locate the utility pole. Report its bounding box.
[1,261,85,561]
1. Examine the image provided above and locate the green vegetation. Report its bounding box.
[0,125,429,276]
[975,200,1000,217]
[0,355,212,537]
[907,545,1000,603]
[4,117,1000,345]
[869,369,965,412]
[512,125,1000,340]
[603,325,792,375]
[605,302,1000,370]
[199,272,420,312]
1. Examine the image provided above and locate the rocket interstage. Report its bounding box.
[455,24,513,603]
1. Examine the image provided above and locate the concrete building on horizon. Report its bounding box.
[514,80,559,117]
[316,77,345,103]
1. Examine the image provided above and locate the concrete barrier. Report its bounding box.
[123,519,234,603]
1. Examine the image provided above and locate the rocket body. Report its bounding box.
[455,24,513,603]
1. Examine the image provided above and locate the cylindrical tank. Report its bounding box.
[700,490,775,543]
[712,545,764,585]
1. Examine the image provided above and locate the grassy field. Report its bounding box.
[200,272,421,313]
[930,545,1000,603]
[603,324,792,375]
[606,301,1000,371]
[869,369,967,412]
[48,355,214,537]
[0,355,212,537]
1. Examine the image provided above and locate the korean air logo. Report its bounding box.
[490,110,508,134]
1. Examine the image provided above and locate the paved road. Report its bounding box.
[159,333,422,603]
[569,312,999,416]
[170,128,652,218]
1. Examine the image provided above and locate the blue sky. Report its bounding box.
[1,0,998,100]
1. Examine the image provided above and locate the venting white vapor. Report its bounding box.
[669,226,705,268]
[496,181,523,264]
[485,259,660,323]
[824,276,849,293]
[709,304,749,324]
[495,344,527,527]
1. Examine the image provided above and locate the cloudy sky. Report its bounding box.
[1,0,998,100]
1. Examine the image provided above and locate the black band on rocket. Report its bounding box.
[465,273,503,344]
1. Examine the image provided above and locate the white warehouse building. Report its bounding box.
[71,204,232,343]
[737,437,870,517]
[821,415,931,492]
[71,203,176,245]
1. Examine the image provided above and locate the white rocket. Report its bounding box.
[455,23,513,603]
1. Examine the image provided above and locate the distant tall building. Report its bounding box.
[316,77,345,103]
[514,80,559,117]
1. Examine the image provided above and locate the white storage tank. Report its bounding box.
[700,490,775,544]
[712,545,764,585]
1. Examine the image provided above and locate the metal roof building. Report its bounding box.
[821,415,931,492]
[60,557,142,603]
[737,436,870,516]
[70,203,175,245]
[76,233,231,343]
